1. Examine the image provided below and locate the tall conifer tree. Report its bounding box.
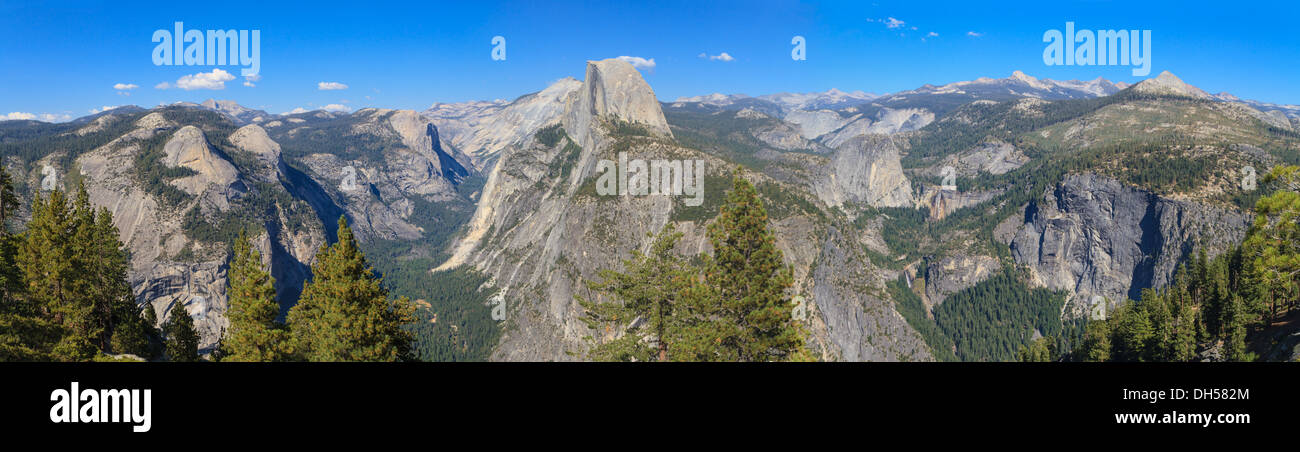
[224,229,290,361]
[690,170,802,361]
[287,217,415,361]
[164,302,200,362]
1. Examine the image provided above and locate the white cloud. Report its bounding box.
[89,105,120,114]
[883,17,905,29]
[284,107,309,115]
[700,52,735,62]
[321,104,350,113]
[174,69,236,90]
[318,81,348,90]
[927,32,939,37]
[615,56,656,70]
[113,83,139,91]
[4,112,75,122]
[155,82,171,90]
[967,31,983,37]
[244,73,261,88]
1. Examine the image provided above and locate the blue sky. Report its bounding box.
[2,0,1298,121]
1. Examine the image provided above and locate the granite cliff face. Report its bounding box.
[425,78,582,168]
[280,108,475,243]
[1010,173,1249,318]
[73,114,324,352]
[563,58,673,149]
[820,108,934,149]
[814,135,914,208]
[932,140,1029,177]
[923,255,1000,308]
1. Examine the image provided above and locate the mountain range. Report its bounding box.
[2,63,1298,361]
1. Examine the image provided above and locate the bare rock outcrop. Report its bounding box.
[293,109,474,242]
[923,255,1000,308]
[563,58,672,150]
[814,135,914,208]
[163,126,241,199]
[1010,173,1248,318]
[426,79,582,167]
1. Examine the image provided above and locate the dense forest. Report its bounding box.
[887,267,1077,362]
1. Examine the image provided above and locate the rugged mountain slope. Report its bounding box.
[265,108,476,243]
[425,78,582,168]
[437,58,931,361]
[15,107,329,352]
[1,101,486,357]
[890,71,1299,341]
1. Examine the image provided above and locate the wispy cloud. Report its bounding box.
[3,112,36,121]
[89,105,119,114]
[244,73,261,88]
[698,52,735,62]
[868,17,906,29]
[615,56,656,70]
[318,81,348,90]
[321,104,350,113]
[967,31,983,37]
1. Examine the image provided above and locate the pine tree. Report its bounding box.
[287,217,415,361]
[141,304,163,359]
[578,224,694,361]
[1080,318,1111,362]
[0,163,21,307]
[164,302,200,362]
[1018,336,1056,362]
[1171,301,1198,361]
[223,229,290,361]
[19,190,97,360]
[1113,303,1153,362]
[89,206,148,356]
[68,184,137,352]
[687,170,802,361]
[1243,165,1300,323]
